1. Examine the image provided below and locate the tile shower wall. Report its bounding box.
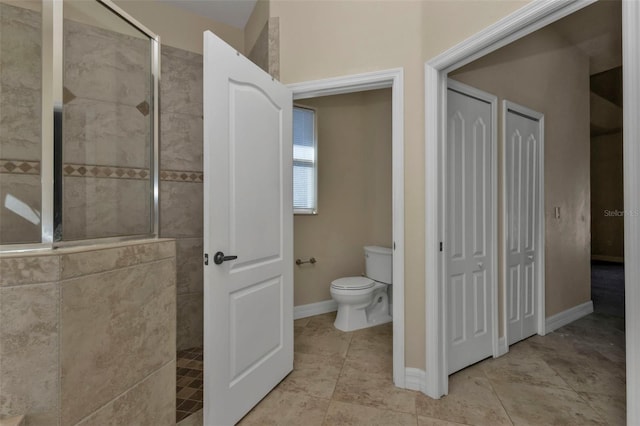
[160,45,204,351]
[0,239,177,425]
[1,4,203,350]
[0,3,42,244]
[247,17,280,80]
[62,17,152,240]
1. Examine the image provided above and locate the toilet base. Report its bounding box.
[333,286,392,332]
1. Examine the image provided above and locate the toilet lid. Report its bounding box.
[331,276,375,290]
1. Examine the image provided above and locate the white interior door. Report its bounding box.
[203,31,293,426]
[504,101,543,346]
[446,81,496,375]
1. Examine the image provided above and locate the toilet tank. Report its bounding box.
[364,246,393,284]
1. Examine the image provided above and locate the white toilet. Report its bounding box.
[330,246,393,332]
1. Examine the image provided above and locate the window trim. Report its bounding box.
[293,104,318,215]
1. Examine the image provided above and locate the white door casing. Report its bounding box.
[203,31,293,426]
[503,101,544,346]
[446,80,497,375]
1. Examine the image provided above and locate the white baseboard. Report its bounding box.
[293,299,337,320]
[545,301,594,333]
[404,368,427,393]
[591,255,624,263]
[497,337,508,357]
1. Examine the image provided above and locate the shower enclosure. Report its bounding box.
[0,0,159,251]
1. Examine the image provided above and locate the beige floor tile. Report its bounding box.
[418,416,469,426]
[350,322,393,347]
[323,400,417,426]
[542,351,625,396]
[238,389,330,426]
[306,312,340,330]
[294,317,311,328]
[480,351,571,390]
[277,352,344,399]
[239,311,625,426]
[343,336,393,376]
[579,392,626,426]
[415,370,512,426]
[333,364,417,414]
[294,324,353,359]
[491,381,606,426]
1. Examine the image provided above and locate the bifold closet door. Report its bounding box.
[504,101,543,346]
[446,82,496,375]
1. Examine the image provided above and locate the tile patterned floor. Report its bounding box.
[236,311,626,426]
[176,347,204,423]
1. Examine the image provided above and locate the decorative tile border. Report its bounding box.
[0,159,41,175]
[64,163,150,180]
[160,170,204,183]
[0,159,203,183]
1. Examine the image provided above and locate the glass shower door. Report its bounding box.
[61,0,155,241]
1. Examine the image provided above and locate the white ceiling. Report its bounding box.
[159,0,258,29]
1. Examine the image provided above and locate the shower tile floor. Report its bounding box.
[176,347,204,423]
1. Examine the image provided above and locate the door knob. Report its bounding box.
[477,262,484,269]
[527,255,534,260]
[214,251,238,265]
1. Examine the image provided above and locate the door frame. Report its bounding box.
[287,68,406,388]
[425,3,640,424]
[445,79,500,369]
[501,100,545,349]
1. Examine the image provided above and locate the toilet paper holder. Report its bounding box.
[296,257,317,265]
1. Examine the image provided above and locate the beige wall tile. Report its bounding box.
[160,112,203,172]
[63,176,151,240]
[0,3,41,92]
[160,47,202,116]
[176,292,203,351]
[160,181,203,238]
[0,283,59,424]
[0,85,41,161]
[267,17,280,81]
[75,361,176,426]
[0,255,59,287]
[0,174,41,245]
[175,238,203,295]
[60,239,175,279]
[64,19,149,107]
[247,22,268,73]
[60,259,176,425]
[63,98,150,169]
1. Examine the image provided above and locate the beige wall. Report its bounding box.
[245,0,269,54]
[114,0,244,54]
[451,25,591,319]
[294,89,392,306]
[591,132,624,261]
[271,0,534,369]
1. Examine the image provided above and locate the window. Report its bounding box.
[293,106,317,214]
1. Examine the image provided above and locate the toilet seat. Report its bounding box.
[331,276,375,291]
